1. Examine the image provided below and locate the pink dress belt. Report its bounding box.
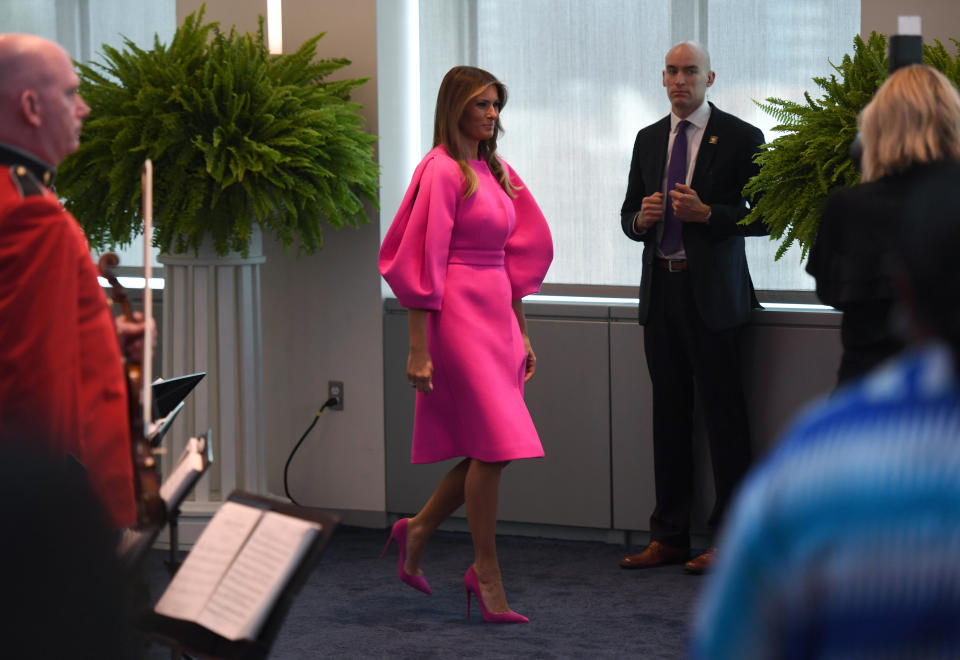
[448,248,504,266]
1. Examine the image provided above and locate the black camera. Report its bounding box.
[849,17,925,169]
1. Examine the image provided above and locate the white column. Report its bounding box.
[159,229,266,508]
[376,0,420,247]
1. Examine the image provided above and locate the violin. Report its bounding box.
[99,253,165,528]
[97,159,165,529]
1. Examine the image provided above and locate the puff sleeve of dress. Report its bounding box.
[378,150,462,310]
[502,161,553,299]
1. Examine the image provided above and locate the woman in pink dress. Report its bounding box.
[378,66,553,623]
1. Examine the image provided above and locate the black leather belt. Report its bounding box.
[655,258,688,272]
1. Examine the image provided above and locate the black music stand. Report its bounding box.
[117,432,214,575]
[150,372,206,447]
[146,371,207,570]
[154,372,206,418]
[140,491,339,660]
[163,431,214,573]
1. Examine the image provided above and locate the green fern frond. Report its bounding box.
[743,33,880,258]
[58,4,379,257]
[745,32,960,259]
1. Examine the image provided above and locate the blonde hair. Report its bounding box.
[859,65,960,182]
[432,66,517,198]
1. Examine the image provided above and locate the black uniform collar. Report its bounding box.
[0,142,56,187]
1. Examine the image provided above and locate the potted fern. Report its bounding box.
[57,7,379,258]
[742,33,960,259]
[56,8,380,499]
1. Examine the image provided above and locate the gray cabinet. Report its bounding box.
[384,300,843,535]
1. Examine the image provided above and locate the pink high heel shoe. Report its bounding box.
[464,565,528,623]
[381,518,432,595]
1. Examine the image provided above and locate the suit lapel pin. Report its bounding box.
[709,136,718,144]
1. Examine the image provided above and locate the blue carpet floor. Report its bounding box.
[145,525,706,659]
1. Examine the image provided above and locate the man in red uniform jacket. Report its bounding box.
[0,33,142,528]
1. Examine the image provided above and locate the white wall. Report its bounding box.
[861,0,960,44]
[167,0,960,526]
[176,0,266,34]
[176,0,386,521]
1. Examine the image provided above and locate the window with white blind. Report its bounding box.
[380,0,860,296]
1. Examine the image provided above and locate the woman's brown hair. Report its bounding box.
[433,65,518,198]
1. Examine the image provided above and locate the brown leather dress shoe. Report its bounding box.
[683,547,716,574]
[619,541,690,569]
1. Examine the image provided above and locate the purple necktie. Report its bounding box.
[660,119,690,255]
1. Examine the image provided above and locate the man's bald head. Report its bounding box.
[666,41,711,72]
[0,33,89,167]
[0,34,65,96]
[663,40,715,119]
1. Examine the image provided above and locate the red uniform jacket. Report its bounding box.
[0,157,136,528]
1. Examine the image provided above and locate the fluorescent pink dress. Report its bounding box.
[379,146,553,463]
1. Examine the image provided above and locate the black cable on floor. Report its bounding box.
[284,396,339,506]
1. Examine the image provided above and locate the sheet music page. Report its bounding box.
[195,511,321,641]
[159,436,206,509]
[153,501,263,622]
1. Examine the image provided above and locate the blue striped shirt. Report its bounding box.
[692,342,960,659]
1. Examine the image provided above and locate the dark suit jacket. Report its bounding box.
[620,102,765,330]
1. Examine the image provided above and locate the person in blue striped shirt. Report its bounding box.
[691,160,960,659]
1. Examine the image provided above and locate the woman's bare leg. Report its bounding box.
[404,458,470,575]
[465,459,511,613]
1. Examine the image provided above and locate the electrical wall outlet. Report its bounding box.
[328,380,344,410]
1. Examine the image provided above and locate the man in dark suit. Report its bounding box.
[618,41,765,574]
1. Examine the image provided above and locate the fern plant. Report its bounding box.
[742,33,960,259]
[57,7,379,257]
